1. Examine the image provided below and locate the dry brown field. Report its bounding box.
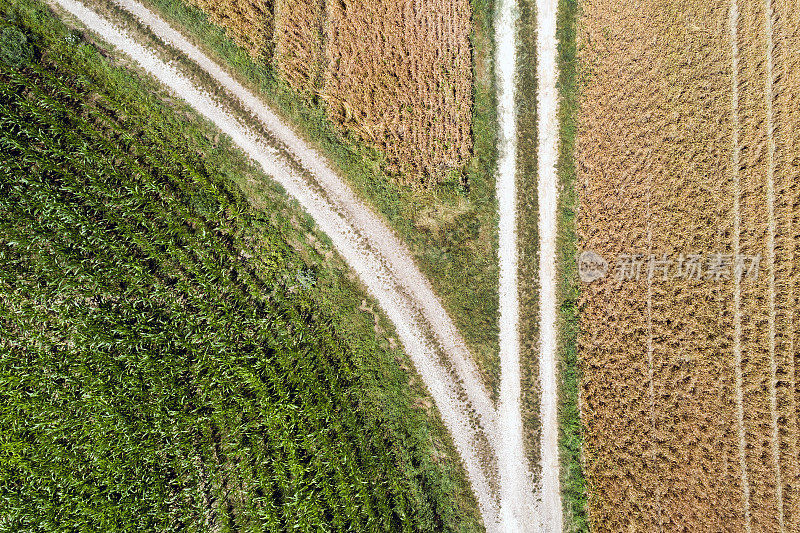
[182,0,474,185]
[185,0,273,59]
[323,0,473,184]
[578,0,799,530]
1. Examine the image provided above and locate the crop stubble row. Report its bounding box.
[770,0,800,527]
[578,0,799,530]
[739,0,778,527]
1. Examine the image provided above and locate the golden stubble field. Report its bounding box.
[323,0,473,184]
[185,0,473,185]
[577,0,799,530]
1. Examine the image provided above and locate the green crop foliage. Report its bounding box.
[0,4,482,531]
[0,25,33,66]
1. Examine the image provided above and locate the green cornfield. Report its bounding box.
[0,6,480,530]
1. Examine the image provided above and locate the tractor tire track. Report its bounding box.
[763,0,785,527]
[495,0,539,526]
[534,0,563,529]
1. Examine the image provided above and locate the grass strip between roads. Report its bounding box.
[555,0,587,529]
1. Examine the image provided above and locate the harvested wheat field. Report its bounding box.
[577,0,799,530]
[324,0,473,184]
[178,0,473,185]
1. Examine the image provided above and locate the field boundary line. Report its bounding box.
[729,1,752,530]
[763,0,784,528]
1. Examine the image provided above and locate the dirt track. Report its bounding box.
[48,0,555,529]
[534,0,562,529]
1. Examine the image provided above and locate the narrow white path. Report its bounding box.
[728,1,753,529]
[494,0,540,528]
[49,0,502,527]
[535,0,563,530]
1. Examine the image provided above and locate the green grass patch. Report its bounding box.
[516,0,543,474]
[555,0,587,529]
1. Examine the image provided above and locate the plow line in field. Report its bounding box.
[763,0,784,527]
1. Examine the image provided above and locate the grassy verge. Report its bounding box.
[131,0,503,394]
[0,1,483,529]
[516,0,542,475]
[555,0,587,529]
